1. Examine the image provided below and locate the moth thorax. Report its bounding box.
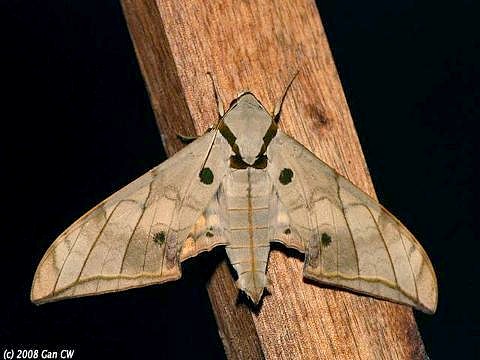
[222,93,273,165]
[236,137,264,165]
[225,116,272,165]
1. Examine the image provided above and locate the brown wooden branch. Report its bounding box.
[120,0,428,358]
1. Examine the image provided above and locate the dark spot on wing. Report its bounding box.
[279,168,294,185]
[153,231,166,245]
[199,167,214,185]
[284,228,291,235]
[206,231,214,238]
[321,233,332,247]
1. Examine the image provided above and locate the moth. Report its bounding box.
[31,76,437,314]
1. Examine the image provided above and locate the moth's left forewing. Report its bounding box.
[266,131,438,314]
[32,131,230,304]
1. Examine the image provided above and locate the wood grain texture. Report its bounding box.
[120,0,428,358]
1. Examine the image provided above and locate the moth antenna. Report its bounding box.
[207,72,225,118]
[272,69,300,122]
[200,113,224,173]
[200,122,221,172]
[199,72,229,172]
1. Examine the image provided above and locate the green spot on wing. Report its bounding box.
[279,168,294,185]
[199,167,214,185]
[153,231,166,245]
[321,233,332,247]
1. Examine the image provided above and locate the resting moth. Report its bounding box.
[31,74,437,314]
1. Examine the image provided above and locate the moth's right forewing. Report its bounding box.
[31,131,230,304]
[267,131,438,314]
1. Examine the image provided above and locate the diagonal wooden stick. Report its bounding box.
[120,0,428,358]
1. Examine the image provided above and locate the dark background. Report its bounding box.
[2,0,478,359]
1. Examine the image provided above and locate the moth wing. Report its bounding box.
[32,131,229,304]
[268,197,306,253]
[267,131,437,313]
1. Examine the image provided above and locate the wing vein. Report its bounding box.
[363,205,400,290]
[142,186,162,274]
[119,182,153,277]
[52,223,86,294]
[72,201,125,291]
[335,175,360,279]
[399,230,420,302]
[331,200,338,277]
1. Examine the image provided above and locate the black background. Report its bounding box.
[2,1,478,359]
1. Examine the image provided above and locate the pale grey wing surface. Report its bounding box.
[266,131,438,313]
[268,195,306,253]
[32,131,230,304]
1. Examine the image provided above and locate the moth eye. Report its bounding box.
[153,231,166,245]
[279,168,294,185]
[199,167,214,184]
[321,232,332,247]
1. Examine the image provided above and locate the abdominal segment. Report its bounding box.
[222,168,273,303]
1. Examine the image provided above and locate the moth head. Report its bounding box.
[221,92,276,166]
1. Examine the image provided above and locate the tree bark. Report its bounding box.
[120,0,428,358]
